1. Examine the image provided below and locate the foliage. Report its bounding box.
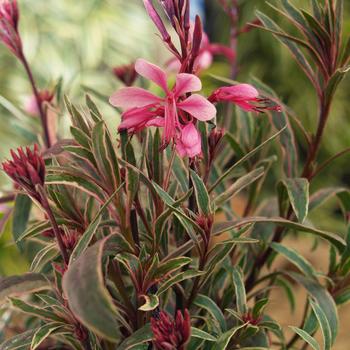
[0,0,349,349]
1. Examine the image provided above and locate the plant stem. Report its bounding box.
[0,194,15,204]
[245,97,331,293]
[37,186,69,265]
[19,53,52,148]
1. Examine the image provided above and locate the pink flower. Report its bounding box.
[176,123,202,158]
[24,90,53,116]
[167,29,235,73]
[209,83,281,113]
[110,58,216,146]
[0,0,22,58]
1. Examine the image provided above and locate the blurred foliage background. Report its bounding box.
[0,0,349,278]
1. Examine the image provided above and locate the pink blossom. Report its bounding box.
[167,29,235,73]
[209,83,281,113]
[110,58,216,146]
[176,123,202,158]
[24,90,54,116]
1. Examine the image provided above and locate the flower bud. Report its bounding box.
[0,0,22,58]
[2,144,45,200]
[112,63,137,86]
[151,309,191,350]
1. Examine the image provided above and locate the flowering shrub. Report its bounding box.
[0,0,349,349]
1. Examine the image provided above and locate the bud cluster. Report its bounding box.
[0,0,22,58]
[2,144,45,200]
[151,309,191,350]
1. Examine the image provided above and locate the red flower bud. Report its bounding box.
[151,309,191,350]
[0,0,22,58]
[2,144,45,200]
[112,63,138,86]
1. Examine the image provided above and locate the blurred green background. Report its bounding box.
[0,0,349,275]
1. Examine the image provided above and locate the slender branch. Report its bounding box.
[310,147,350,180]
[19,53,52,148]
[37,186,69,265]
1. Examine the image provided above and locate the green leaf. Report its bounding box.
[63,235,124,342]
[280,178,309,223]
[213,216,345,251]
[255,10,321,86]
[69,182,125,264]
[334,288,350,306]
[276,277,295,312]
[191,327,217,342]
[309,298,332,350]
[31,322,65,350]
[271,242,317,279]
[289,326,320,350]
[116,324,153,350]
[152,257,191,280]
[194,294,226,332]
[287,272,338,344]
[138,294,159,311]
[190,169,211,215]
[157,270,204,296]
[10,298,65,323]
[252,299,268,319]
[212,323,247,350]
[230,267,247,315]
[12,194,32,251]
[0,273,50,304]
[210,127,286,192]
[214,168,264,208]
[0,330,35,350]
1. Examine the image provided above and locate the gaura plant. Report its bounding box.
[0,0,349,349]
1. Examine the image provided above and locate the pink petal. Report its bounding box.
[109,87,161,110]
[164,98,178,143]
[178,94,216,121]
[217,84,259,101]
[118,107,156,131]
[209,44,235,62]
[195,51,213,71]
[174,73,202,97]
[135,58,168,92]
[146,117,164,127]
[176,123,201,158]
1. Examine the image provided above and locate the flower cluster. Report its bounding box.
[151,309,191,350]
[110,58,216,157]
[0,0,22,58]
[2,144,45,200]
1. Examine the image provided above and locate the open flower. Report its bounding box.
[2,144,45,200]
[110,58,216,146]
[209,83,281,113]
[151,309,191,350]
[0,0,22,58]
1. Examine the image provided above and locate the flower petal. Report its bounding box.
[118,107,156,131]
[178,94,216,121]
[176,123,201,158]
[109,87,161,110]
[135,58,168,92]
[174,73,202,97]
[217,84,259,101]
